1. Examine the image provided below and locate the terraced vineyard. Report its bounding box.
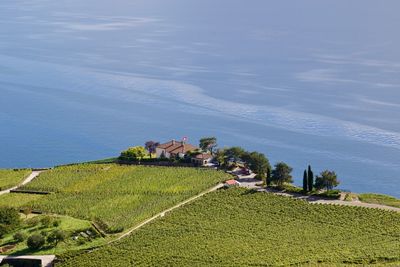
[6,164,227,232]
[59,189,400,266]
[0,169,31,190]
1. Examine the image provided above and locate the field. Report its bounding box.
[59,188,400,267]
[6,164,228,232]
[0,169,31,190]
[359,193,400,208]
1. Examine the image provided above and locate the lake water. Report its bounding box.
[1,0,399,196]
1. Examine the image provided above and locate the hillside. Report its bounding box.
[59,188,400,266]
[0,164,228,233]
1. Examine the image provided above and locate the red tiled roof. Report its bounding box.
[157,140,198,154]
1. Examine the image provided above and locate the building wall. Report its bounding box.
[156,148,170,158]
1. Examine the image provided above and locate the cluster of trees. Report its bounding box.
[25,228,66,250]
[215,145,340,191]
[119,146,148,162]
[302,166,340,191]
[0,208,67,251]
[215,146,270,181]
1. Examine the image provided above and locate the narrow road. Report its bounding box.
[0,171,42,196]
[311,198,400,212]
[236,175,400,213]
[112,183,224,242]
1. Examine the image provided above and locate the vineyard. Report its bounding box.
[11,164,228,232]
[0,169,31,190]
[0,193,43,208]
[59,188,400,266]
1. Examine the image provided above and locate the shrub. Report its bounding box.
[40,230,48,237]
[40,216,52,228]
[27,234,45,250]
[21,207,32,218]
[0,207,21,229]
[53,219,61,227]
[25,217,40,228]
[0,224,10,238]
[13,231,27,242]
[317,190,341,199]
[47,229,67,247]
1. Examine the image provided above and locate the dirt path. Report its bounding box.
[0,170,42,196]
[310,198,400,212]
[235,175,400,213]
[112,183,224,242]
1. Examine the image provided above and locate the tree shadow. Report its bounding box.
[241,189,259,195]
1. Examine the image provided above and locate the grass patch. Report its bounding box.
[359,193,400,208]
[0,169,31,191]
[58,189,400,266]
[12,164,228,232]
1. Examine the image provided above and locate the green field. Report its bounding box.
[59,189,400,266]
[359,193,400,208]
[5,164,227,232]
[0,169,31,191]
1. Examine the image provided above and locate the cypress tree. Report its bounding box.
[307,165,314,191]
[303,170,308,192]
[266,167,271,187]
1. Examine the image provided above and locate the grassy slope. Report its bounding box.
[59,189,400,267]
[0,214,102,256]
[0,169,31,190]
[4,164,228,232]
[359,193,400,208]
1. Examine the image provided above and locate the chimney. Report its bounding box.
[172,139,175,145]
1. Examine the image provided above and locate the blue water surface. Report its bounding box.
[1,0,399,196]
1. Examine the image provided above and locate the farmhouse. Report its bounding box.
[191,153,213,166]
[155,140,197,159]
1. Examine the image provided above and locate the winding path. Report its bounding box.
[0,170,42,196]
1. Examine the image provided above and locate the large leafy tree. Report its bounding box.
[315,170,340,191]
[199,137,217,154]
[144,141,159,158]
[27,234,45,250]
[120,146,148,162]
[271,162,293,188]
[242,151,270,181]
[214,148,227,167]
[47,229,67,247]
